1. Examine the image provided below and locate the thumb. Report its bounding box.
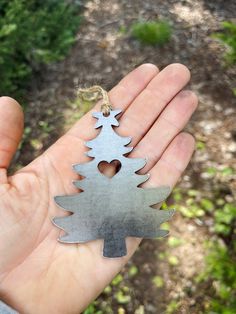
[0,97,24,171]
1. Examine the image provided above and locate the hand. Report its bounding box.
[0,64,198,313]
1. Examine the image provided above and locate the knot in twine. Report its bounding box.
[77,85,112,116]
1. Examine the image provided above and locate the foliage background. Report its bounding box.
[0,0,81,96]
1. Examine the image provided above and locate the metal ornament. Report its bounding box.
[53,109,174,258]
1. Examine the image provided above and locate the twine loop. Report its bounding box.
[77,85,112,116]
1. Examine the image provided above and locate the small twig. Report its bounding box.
[99,19,120,29]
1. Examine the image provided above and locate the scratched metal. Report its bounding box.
[53,109,174,258]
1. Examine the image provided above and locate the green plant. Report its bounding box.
[214,203,236,236]
[166,300,181,314]
[196,140,206,150]
[213,21,236,64]
[177,203,205,218]
[171,173,236,313]
[152,276,164,288]
[128,265,138,277]
[190,194,236,313]
[0,0,81,96]
[115,290,131,305]
[83,302,103,314]
[168,255,179,266]
[131,20,172,46]
[111,274,123,286]
[204,241,236,313]
[168,236,184,248]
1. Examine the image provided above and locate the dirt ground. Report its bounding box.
[17,0,236,313]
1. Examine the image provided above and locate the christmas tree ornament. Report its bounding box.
[53,86,174,258]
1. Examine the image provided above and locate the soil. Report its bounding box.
[16,0,236,313]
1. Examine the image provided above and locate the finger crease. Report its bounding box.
[161,116,182,133]
[159,157,183,174]
[145,88,169,107]
[0,130,19,145]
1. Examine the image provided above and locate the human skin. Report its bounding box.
[0,63,198,313]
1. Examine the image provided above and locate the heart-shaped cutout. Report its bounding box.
[98,160,121,178]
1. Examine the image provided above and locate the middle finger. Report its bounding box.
[117,63,190,145]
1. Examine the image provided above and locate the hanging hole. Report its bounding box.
[102,111,110,117]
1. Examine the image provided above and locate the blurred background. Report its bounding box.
[0,0,235,313]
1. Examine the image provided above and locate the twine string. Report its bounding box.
[77,85,112,116]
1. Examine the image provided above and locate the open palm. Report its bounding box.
[0,64,197,314]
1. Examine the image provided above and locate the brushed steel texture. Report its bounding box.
[53,109,174,258]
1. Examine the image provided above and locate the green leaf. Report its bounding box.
[134,305,145,314]
[216,198,225,206]
[118,307,126,314]
[157,252,166,260]
[160,222,170,230]
[128,265,138,277]
[173,189,183,201]
[196,141,206,150]
[168,255,179,266]
[220,167,234,176]
[112,274,123,286]
[83,303,103,314]
[166,300,181,314]
[178,205,205,218]
[206,167,217,175]
[168,236,184,247]
[200,198,214,212]
[187,189,199,197]
[0,23,17,37]
[152,275,164,288]
[214,223,230,235]
[103,285,112,294]
[115,291,131,304]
